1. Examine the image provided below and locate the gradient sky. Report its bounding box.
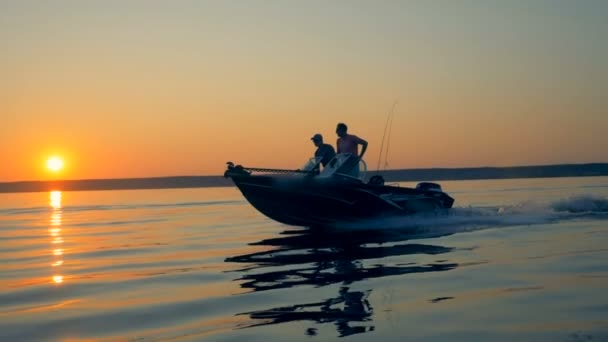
[2,0,607,181]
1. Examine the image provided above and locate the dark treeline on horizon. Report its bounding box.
[1,163,607,194]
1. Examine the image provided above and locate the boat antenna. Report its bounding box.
[376,101,397,172]
[383,105,396,172]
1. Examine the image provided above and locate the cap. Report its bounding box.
[311,134,323,141]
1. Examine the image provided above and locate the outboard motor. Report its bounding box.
[416,182,443,192]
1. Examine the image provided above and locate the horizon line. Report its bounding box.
[2,161,607,185]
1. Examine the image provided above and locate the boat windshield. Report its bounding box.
[300,157,323,172]
[317,153,367,181]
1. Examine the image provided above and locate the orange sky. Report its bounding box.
[1,1,607,182]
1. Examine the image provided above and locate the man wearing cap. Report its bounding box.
[311,133,336,169]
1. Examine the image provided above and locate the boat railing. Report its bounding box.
[224,162,315,177]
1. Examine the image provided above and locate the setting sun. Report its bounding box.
[46,157,64,172]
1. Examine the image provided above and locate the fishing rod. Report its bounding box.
[375,101,397,172]
[384,104,396,172]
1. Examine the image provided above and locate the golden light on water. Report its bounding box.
[50,214,62,226]
[50,191,62,209]
[46,156,64,172]
[49,191,65,285]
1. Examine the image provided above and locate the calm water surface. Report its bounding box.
[1,177,607,341]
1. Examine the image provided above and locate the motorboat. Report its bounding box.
[224,154,454,227]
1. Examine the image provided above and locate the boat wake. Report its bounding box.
[330,194,608,238]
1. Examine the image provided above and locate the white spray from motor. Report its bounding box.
[331,194,608,237]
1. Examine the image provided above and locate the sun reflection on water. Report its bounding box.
[50,214,61,226]
[49,191,64,285]
[50,191,62,209]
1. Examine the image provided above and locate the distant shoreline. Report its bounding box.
[1,163,607,194]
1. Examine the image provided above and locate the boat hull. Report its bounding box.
[228,174,454,227]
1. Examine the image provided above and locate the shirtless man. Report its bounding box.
[336,123,368,159]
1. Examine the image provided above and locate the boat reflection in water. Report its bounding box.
[226,227,459,337]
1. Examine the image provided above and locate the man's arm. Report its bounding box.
[358,138,368,159]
